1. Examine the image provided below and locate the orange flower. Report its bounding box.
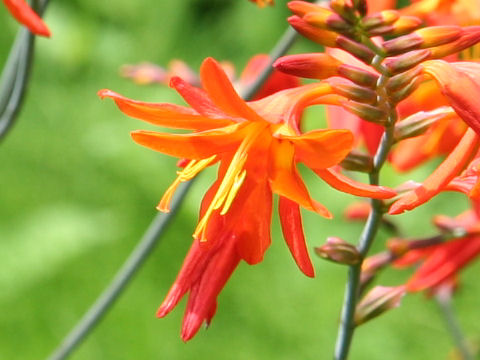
[100,57,395,340]
[401,0,480,26]
[395,211,480,292]
[3,0,50,37]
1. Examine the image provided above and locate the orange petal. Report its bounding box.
[199,58,264,122]
[169,76,233,118]
[422,60,480,135]
[4,0,50,37]
[278,196,315,277]
[269,139,332,217]
[407,237,480,292]
[234,179,273,265]
[282,129,353,169]
[98,89,234,130]
[389,128,480,215]
[131,124,244,159]
[316,168,397,199]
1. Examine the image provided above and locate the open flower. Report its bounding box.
[99,57,395,340]
[395,210,480,292]
[3,0,50,37]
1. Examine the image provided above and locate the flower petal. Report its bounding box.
[422,60,480,134]
[278,196,315,277]
[269,139,332,217]
[389,128,480,214]
[131,124,244,159]
[282,129,353,169]
[199,57,265,121]
[170,76,234,118]
[98,89,234,130]
[407,237,480,292]
[4,0,50,37]
[316,168,397,199]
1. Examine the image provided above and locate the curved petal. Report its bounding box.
[199,57,264,122]
[279,196,315,277]
[269,139,332,217]
[234,179,273,265]
[282,129,353,169]
[389,128,480,215]
[170,76,234,119]
[316,168,396,199]
[131,124,244,159]
[422,60,480,134]
[4,0,50,37]
[98,89,234,130]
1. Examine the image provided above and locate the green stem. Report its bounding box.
[334,61,397,359]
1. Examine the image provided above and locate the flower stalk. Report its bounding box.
[334,31,399,360]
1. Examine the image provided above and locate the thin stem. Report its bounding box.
[45,24,299,360]
[334,65,397,359]
[0,0,50,141]
[436,292,474,360]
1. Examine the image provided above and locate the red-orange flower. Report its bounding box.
[3,0,50,37]
[99,57,395,340]
[395,210,480,292]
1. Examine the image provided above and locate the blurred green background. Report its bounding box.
[0,1,479,359]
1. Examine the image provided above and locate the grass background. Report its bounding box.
[0,1,479,359]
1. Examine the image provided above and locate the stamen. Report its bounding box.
[157,155,216,212]
[220,169,247,215]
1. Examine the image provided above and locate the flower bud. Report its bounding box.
[385,66,422,92]
[304,10,352,33]
[384,49,432,75]
[429,26,480,59]
[387,238,410,256]
[287,1,322,17]
[394,107,455,141]
[383,26,462,56]
[389,76,422,103]
[337,36,375,64]
[273,53,341,79]
[330,0,356,22]
[314,237,361,265]
[340,151,374,172]
[361,10,399,30]
[354,286,406,326]
[340,101,386,124]
[288,15,339,47]
[337,64,379,88]
[369,16,422,37]
[328,78,377,104]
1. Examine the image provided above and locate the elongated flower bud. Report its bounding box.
[369,16,422,37]
[315,237,361,265]
[394,107,456,141]
[330,0,356,22]
[288,15,339,47]
[337,36,375,64]
[389,77,422,103]
[386,66,422,92]
[338,64,379,88]
[384,49,432,75]
[328,78,377,104]
[383,26,462,56]
[288,0,324,17]
[361,10,399,30]
[429,26,480,59]
[273,53,341,79]
[305,11,352,33]
[355,286,406,325]
[341,101,386,124]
